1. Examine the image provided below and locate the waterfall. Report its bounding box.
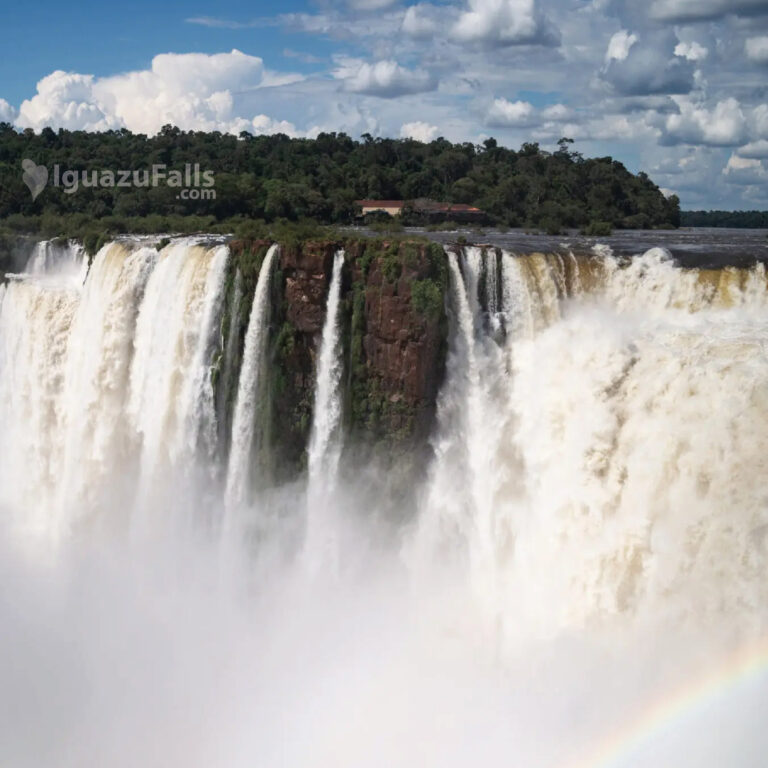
[127,240,229,512]
[414,245,768,649]
[24,238,88,284]
[216,267,244,451]
[0,268,82,531]
[1,236,768,766]
[462,245,483,324]
[56,242,157,531]
[307,249,346,487]
[0,238,231,534]
[304,249,345,568]
[225,243,279,510]
[413,248,514,615]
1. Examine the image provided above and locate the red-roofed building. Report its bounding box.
[355,198,486,222]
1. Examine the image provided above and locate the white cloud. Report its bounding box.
[485,98,537,127]
[723,153,768,184]
[0,98,17,123]
[674,40,708,61]
[535,112,658,143]
[541,103,573,120]
[250,115,299,137]
[650,0,768,22]
[602,31,695,95]
[452,0,560,48]
[402,4,441,38]
[400,121,439,141]
[745,36,768,64]
[333,58,437,97]
[15,50,302,135]
[605,30,638,63]
[17,71,117,131]
[738,139,768,158]
[753,104,768,138]
[663,97,748,146]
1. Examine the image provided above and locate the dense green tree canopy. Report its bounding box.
[681,211,768,228]
[0,123,680,231]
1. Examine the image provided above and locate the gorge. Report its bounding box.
[0,234,767,767]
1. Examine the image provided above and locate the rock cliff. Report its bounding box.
[220,237,448,480]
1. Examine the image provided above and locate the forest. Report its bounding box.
[0,124,680,241]
[680,210,768,228]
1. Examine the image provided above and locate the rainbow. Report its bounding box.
[563,636,768,768]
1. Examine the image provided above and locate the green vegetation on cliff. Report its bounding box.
[0,124,679,232]
[211,237,448,481]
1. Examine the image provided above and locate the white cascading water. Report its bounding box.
[0,238,230,537]
[24,238,88,284]
[417,245,768,654]
[1,237,768,767]
[225,243,279,510]
[0,265,82,531]
[55,242,158,532]
[304,249,345,568]
[128,240,229,513]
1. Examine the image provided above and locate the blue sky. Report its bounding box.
[3,0,768,209]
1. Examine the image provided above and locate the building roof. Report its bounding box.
[354,199,485,214]
[355,200,405,207]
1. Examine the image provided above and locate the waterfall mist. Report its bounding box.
[0,238,766,767]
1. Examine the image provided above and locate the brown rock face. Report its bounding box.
[281,242,337,334]
[226,237,447,477]
[356,248,444,439]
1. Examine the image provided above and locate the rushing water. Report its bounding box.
[225,244,279,511]
[304,249,346,570]
[0,237,766,767]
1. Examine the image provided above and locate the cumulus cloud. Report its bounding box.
[535,111,658,143]
[675,40,708,61]
[723,153,768,183]
[402,4,442,38]
[663,97,748,146]
[485,98,538,127]
[250,115,299,137]
[333,58,437,97]
[650,0,768,22]
[452,0,560,48]
[0,98,17,124]
[605,30,638,62]
[745,36,768,64]
[400,121,439,141]
[15,50,301,135]
[601,31,695,95]
[541,103,573,120]
[17,71,118,132]
[753,104,768,138]
[738,139,768,157]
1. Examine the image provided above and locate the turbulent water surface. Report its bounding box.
[0,236,766,767]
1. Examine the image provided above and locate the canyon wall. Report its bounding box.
[221,238,448,480]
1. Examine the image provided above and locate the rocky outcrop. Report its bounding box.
[346,239,447,448]
[221,237,448,478]
[281,242,337,334]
